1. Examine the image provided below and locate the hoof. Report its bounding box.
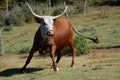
[71,65,75,68]
[54,67,59,72]
[56,67,59,72]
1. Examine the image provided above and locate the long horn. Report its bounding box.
[26,3,42,18]
[52,6,68,19]
[73,27,99,44]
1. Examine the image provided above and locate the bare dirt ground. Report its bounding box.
[89,48,120,58]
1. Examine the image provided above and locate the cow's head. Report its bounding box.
[26,3,68,38]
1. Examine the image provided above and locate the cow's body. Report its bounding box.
[20,18,76,73]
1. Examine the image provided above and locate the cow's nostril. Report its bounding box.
[47,31,54,36]
[47,32,50,35]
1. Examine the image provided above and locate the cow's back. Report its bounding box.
[53,18,74,49]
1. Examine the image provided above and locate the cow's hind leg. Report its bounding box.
[20,48,37,73]
[56,50,62,64]
[69,42,76,68]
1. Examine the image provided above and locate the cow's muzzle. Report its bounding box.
[47,30,54,36]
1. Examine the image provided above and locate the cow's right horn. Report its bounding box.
[26,3,42,19]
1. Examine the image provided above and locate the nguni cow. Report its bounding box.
[20,3,99,73]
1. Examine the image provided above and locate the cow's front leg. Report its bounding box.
[20,48,36,73]
[50,45,59,72]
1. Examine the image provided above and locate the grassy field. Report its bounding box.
[2,23,38,53]
[71,6,120,47]
[0,5,120,80]
[0,48,120,80]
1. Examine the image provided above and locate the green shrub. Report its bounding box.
[65,36,90,56]
[0,3,34,27]
[19,46,30,53]
[3,25,13,31]
[74,6,83,14]
[9,5,25,26]
[22,4,34,23]
[74,36,90,56]
[52,7,63,16]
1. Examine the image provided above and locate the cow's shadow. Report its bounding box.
[0,68,44,77]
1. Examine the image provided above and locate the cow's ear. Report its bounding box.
[53,19,56,23]
[34,17,42,23]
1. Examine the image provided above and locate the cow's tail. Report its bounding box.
[73,27,99,44]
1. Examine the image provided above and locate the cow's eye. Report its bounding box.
[43,22,46,25]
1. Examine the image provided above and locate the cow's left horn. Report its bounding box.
[26,3,42,19]
[52,6,68,19]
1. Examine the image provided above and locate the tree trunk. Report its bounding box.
[0,30,4,56]
[64,1,68,18]
[83,0,87,15]
[6,0,8,17]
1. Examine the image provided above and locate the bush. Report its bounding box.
[74,36,90,56]
[74,6,83,14]
[52,4,64,16]
[0,3,34,27]
[19,46,30,53]
[22,4,34,23]
[9,5,25,26]
[65,36,90,56]
[0,3,49,27]
[3,25,13,31]
[1,16,13,31]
